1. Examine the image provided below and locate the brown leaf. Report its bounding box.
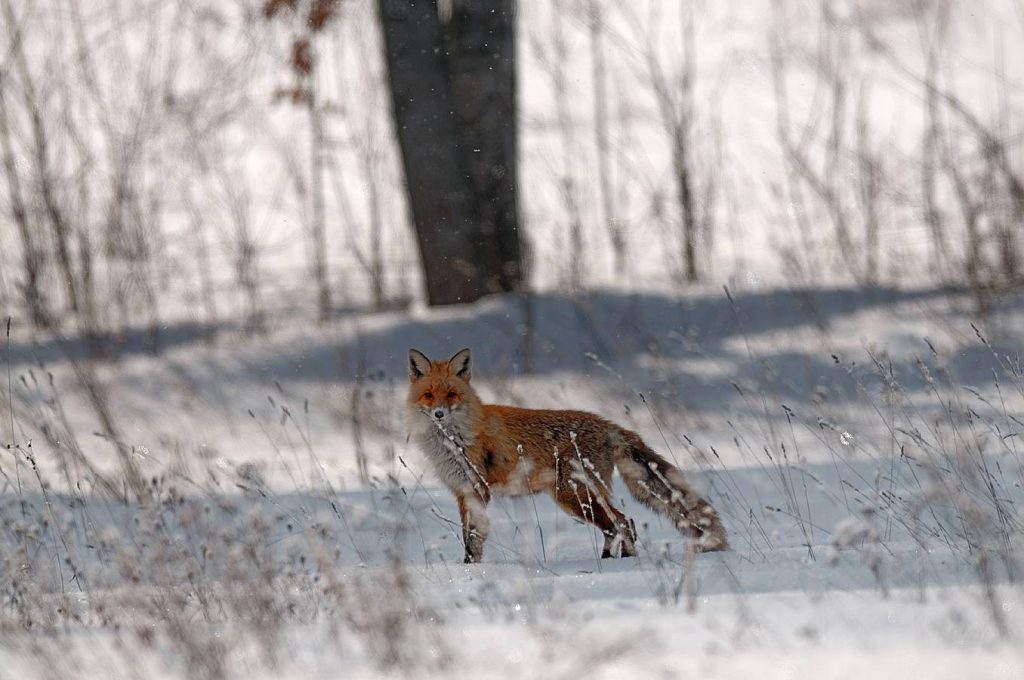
[291,38,313,75]
[262,0,298,20]
[308,0,339,31]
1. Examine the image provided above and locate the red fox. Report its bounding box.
[406,348,728,563]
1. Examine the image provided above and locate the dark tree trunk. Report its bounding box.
[378,0,522,305]
[446,0,522,293]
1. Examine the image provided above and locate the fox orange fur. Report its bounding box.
[406,348,728,563]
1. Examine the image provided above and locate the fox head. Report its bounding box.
[407,348,479,431]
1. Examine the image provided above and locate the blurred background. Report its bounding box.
[2,0,1022,339]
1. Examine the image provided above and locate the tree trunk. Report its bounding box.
[378,0,522,305]
[446,0,522,294]
[675,124,698,284]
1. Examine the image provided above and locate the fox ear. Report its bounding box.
[448,348,471,382]
[408,349,431,382]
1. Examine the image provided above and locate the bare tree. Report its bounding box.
[329,13,393,309]
[531,2,587,291]
[855,80,882,284]
[916,1,952,281]
[769,0,863,282]
[588,0,626,275]
[854,3,1024,289]
[215,152,265,334]
[633,0,712,284]
[264,0,341,322]
[2,0,78,321]
[0,71,48,326]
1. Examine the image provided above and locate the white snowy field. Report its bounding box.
[1,284,1023,678]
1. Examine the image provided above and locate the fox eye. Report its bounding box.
[446,391,456,399]
[423,391,433,400]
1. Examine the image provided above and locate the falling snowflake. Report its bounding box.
[840,432,853,446]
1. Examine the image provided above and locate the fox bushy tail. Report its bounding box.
[613,430,728,552]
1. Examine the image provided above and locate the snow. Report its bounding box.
[2,284,1023,678]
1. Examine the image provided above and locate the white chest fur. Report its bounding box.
[415,423,475,492]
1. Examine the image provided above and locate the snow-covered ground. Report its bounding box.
[2,284,1022,678]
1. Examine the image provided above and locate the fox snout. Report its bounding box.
[417,400,457,426]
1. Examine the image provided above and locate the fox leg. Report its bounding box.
[456,490,490,563]
[601,515,637,559]
[552,485,636,558]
